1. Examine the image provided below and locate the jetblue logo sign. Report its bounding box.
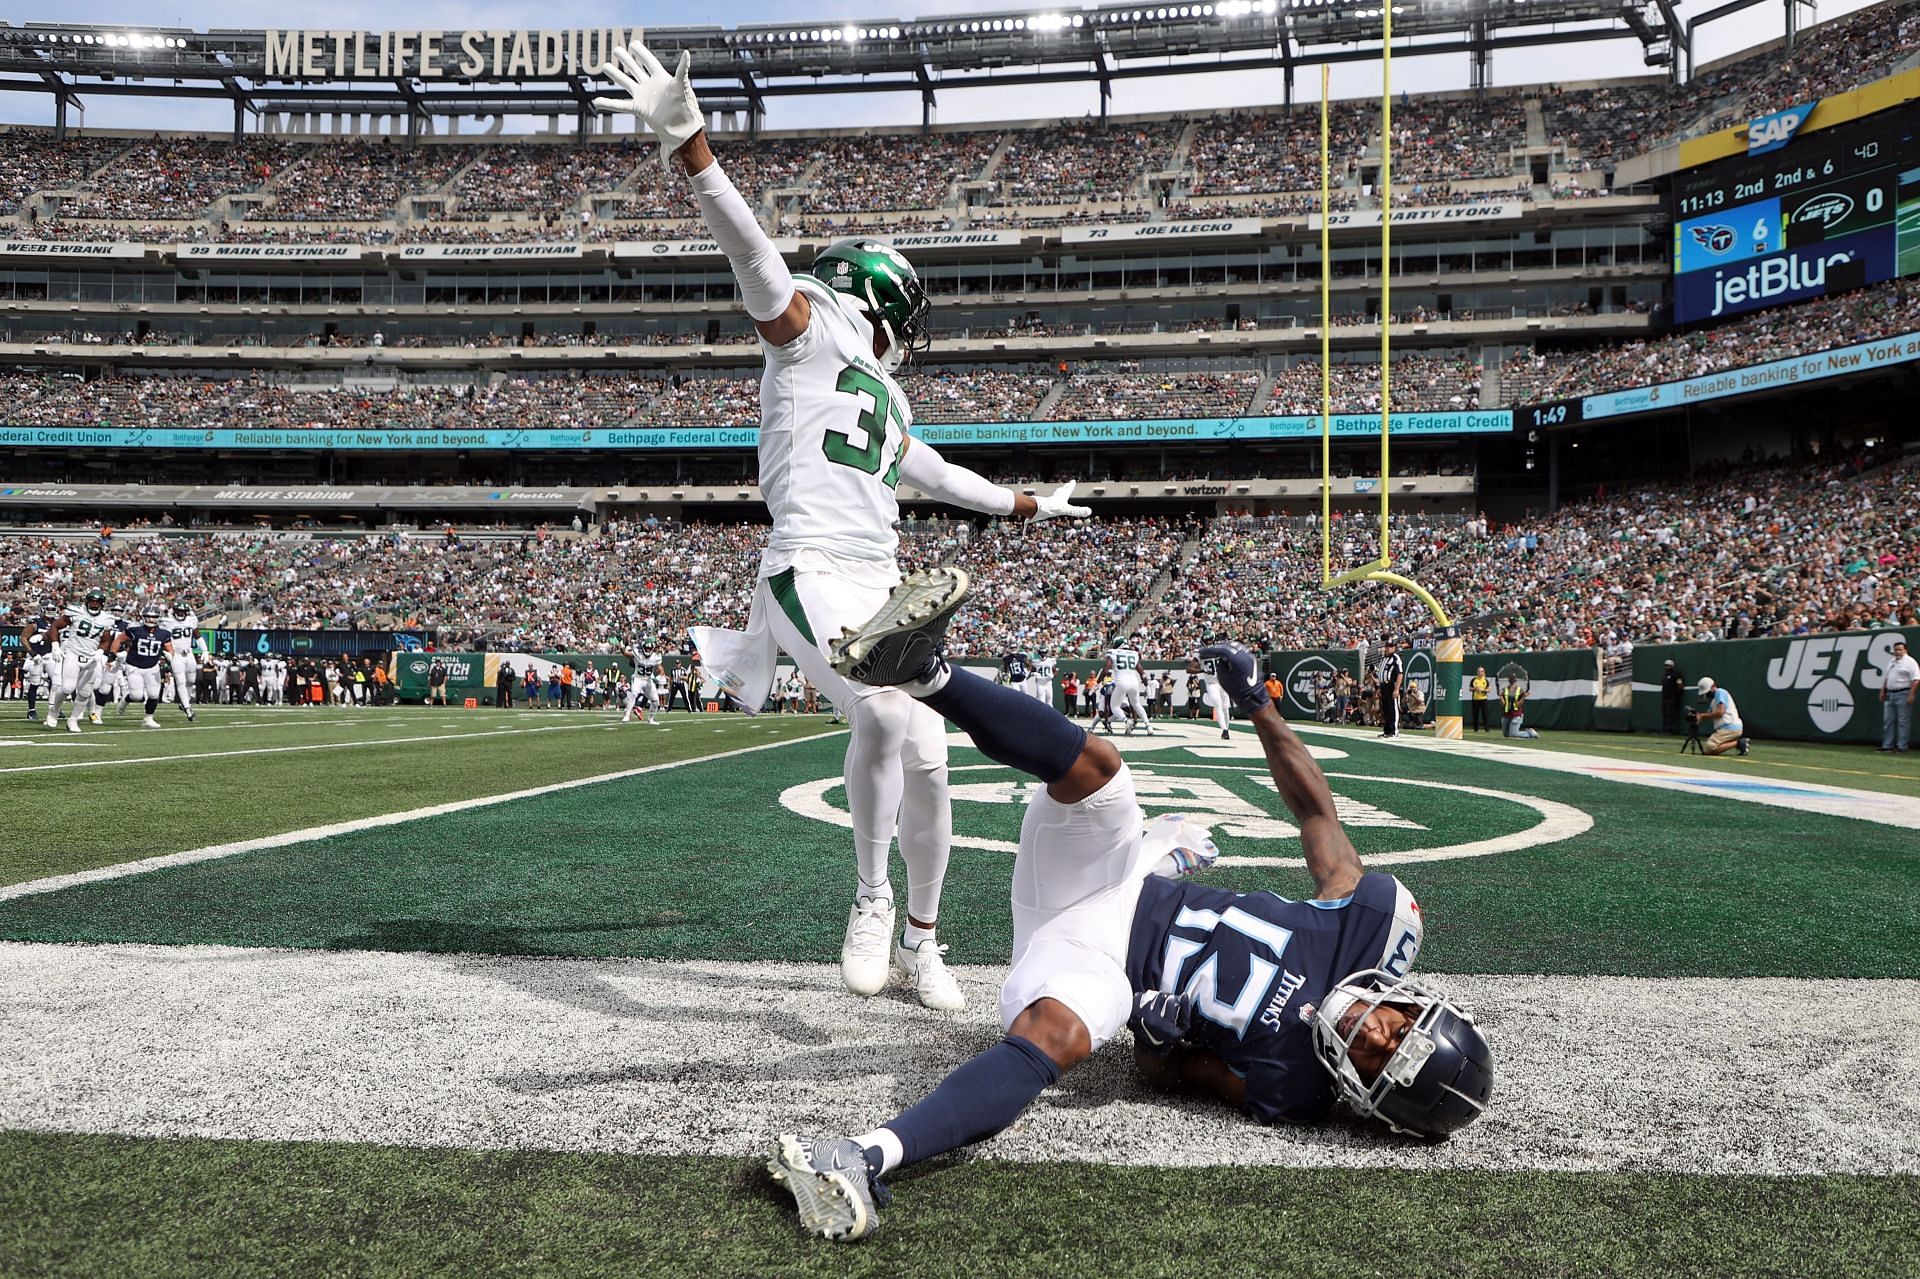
[1748,102,1815,155]
[1711,246,1856,317]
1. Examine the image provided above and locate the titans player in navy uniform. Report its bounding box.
[999,650,1030,688]
[769,569,1494,1241]
[15,603,54,721]
[117,607,174,728]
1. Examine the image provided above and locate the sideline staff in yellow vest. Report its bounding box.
[1468,667,1491,733]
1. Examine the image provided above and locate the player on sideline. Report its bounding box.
[165,602,204,722]
[596,37,1090,1012]
[769,570,1493,1241]
[44,591,117,734]
[1026,650,1057,706]
[14,603,54,722]
[1103,637,1152,735]
[999,649,1031,691]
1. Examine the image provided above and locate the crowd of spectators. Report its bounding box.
[897,370,1054,423]
[1391,95,1530,185]
[1264,355,1481,414]
[5,446,1912,658]
[1186,105,1373,196]
[7,3,1919,239]
[1047,370,1262,421]
[1500,279,1920,404]
[58,138,288,221]
[984,121,1182,206]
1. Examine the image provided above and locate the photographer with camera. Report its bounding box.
[1693,676,1750,757]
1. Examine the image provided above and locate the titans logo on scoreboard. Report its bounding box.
[1689,225,1736,254]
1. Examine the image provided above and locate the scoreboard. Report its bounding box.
[1670,102,1920,324]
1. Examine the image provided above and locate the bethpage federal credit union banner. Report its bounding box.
[0,412,1514,451]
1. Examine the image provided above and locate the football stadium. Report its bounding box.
[2,1,1918,1274]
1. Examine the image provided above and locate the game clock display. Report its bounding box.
[1670,102,1920,324]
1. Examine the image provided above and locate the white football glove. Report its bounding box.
[1030,481,1092,523]
[591,39,705,169]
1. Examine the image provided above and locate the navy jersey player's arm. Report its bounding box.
[1134,1042,1247,1107]
[1246,701,1363,900]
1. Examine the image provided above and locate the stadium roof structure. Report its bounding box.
[0,0,1813,134]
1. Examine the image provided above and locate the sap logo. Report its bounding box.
[1690,224,1736,254]
[1791,192,1854,230]
[1748,103,1815,155]
[1711,248,1855,317]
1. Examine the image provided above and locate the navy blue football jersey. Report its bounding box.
[25,616,53,655]
[1126,870,1423,1125]
[120,624,173,669]
[1002,652,1031,683]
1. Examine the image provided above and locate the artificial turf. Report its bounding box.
[2,1130,1913,1279]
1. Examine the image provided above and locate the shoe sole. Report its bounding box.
[768,1135,872,1241]
[829,568,970,685]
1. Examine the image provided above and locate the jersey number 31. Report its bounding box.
[824,366,904,490]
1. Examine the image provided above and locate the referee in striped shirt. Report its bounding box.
[1376,640,1404,738]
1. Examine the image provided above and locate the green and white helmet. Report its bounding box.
[808,238,933,372]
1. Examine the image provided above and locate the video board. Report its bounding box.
[1671,102,1920,324]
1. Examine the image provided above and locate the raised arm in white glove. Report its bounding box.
[1030,481,1092,523]
[591,40,705,170]
[593,37,803,339]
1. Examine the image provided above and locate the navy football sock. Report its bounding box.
[923,666,1086,783]
[875,1035,1062,1171]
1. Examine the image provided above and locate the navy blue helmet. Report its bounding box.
[1311,969,1494,1139]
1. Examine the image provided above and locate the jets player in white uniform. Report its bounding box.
[597,38,1089,1010]
[1025,652,1057,706]
[165,603,204,721]
[1103,641,1153,735]
[1196,656,1233,739]
[623,649,663,725]
[46,591,116,733]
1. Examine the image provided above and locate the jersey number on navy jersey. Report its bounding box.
[824,366,904,490]
[1161,905,1295,1038]
[135,635,164,659]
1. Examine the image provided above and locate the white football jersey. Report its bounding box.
[1106,647,1143,676]
[1033,656,1057,679]
[60,605,116,658]
[167,613,200,655]
[757,275,913,568]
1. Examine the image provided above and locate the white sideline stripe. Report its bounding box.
[0,729,846,903]
[1,944,1913,1176]
[0,719,650,777]
[1290,722,1920,830]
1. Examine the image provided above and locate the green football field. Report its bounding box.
[2,704,1916,1277]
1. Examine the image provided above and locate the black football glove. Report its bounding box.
[1131,990,1196,1055]
[1199,641,1272,716]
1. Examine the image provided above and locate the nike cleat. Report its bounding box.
[767,1134,889,1242]
[841,896,896,997]
[829,568,969,687]
[894,939,965,1012]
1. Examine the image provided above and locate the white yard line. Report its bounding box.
[1291,723,1920,830]
[1,944,1913,1176]
[0,729,845,902]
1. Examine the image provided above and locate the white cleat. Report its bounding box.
[767,1134,887,1242]
[67,720,82,734]
[894,939,965,1012]
[143,715,161,729]
[840,896,896,997]
[42,715,56,730]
